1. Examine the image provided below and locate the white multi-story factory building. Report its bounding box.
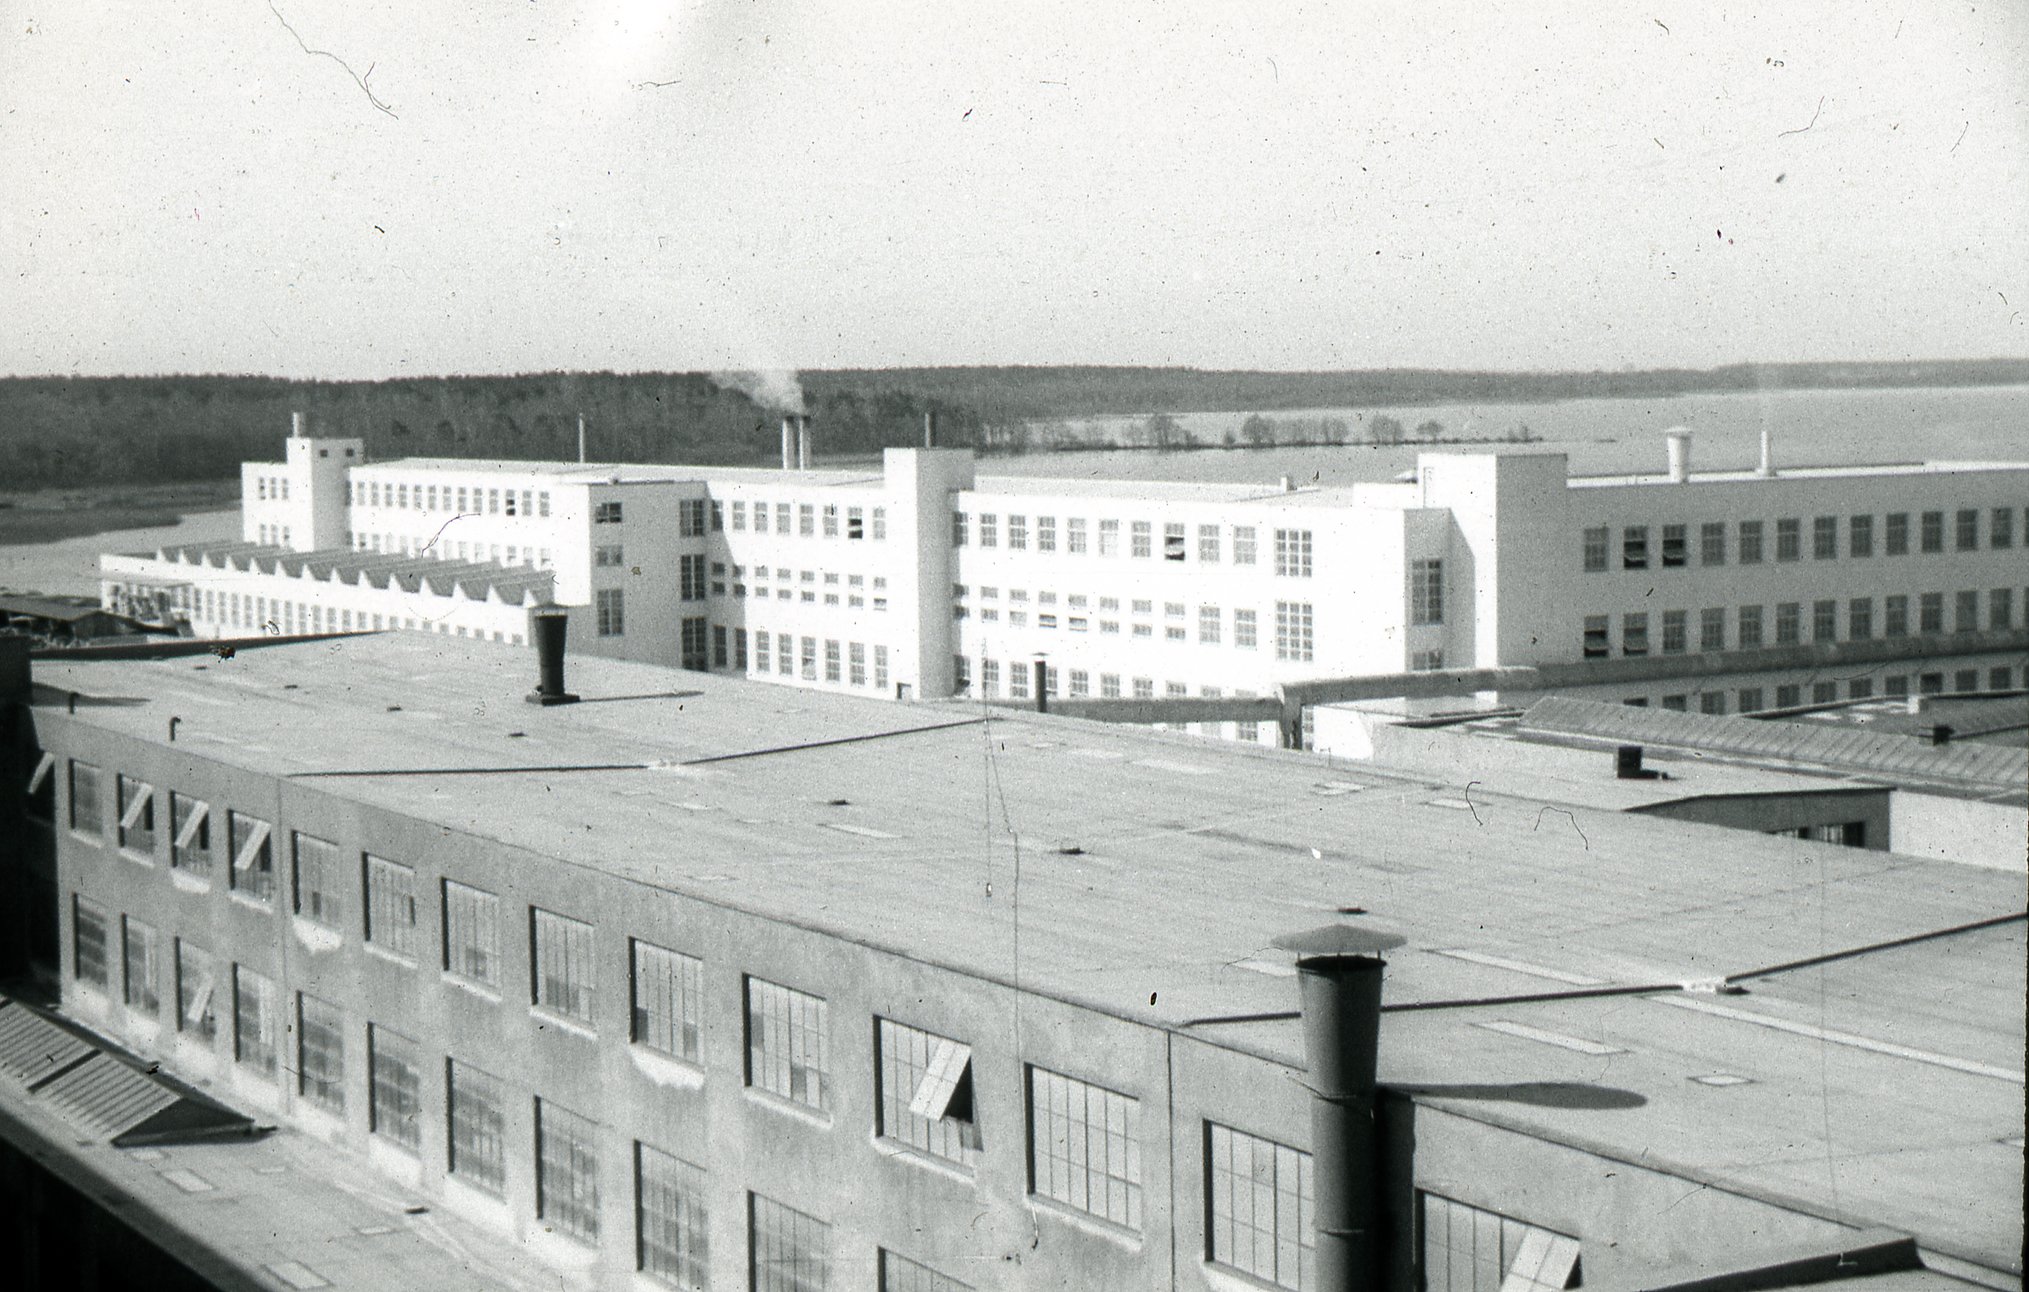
[102,418,2029,726]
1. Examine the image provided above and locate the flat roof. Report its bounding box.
[1569,459,2029,487]
[361,457,885,489]
[27,635,2026,1270]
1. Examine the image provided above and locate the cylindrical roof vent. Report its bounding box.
[525,608,580,706]
[1664,428,1692,483]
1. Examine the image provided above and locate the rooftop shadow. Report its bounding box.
[1393,1081,1647,1110]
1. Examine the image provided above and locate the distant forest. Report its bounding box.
[2,358,2023,490]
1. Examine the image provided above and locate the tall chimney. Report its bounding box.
[1757,423,1775,478]
[525,608,580,706]
[797,415,812,470]
[924,410,937,448]
[1272,924,1405,1292]
[577,414,587,464]
[781,417,796,471]
[1664,428,1691,483]
[291,411,303,438]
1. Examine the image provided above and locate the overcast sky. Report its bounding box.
[3,1,2024,379]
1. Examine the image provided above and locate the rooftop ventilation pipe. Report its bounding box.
[1616,744,1660,780]
[1272,923,1406,1292]
[291,410,304,438]
[1664,428,1692,483]
[525,608,580,706]
[796,415,812,470]
[924,410,937,448]
[1757,423,1776,478]
[781,417,796,471]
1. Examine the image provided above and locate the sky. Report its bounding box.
[2,1,2025,379]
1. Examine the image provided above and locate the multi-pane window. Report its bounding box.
[881,1250,973,1292]
[233,966,278,1076]
[1992,588,2015,631]
[1621,527,1648,570]
[1991,507,2015,549]
[1955,589,1979,633]
[798,504,815,537]
[1885,512,1910,555]
[597,588,627,636]
[1813,515,1838,560]
[1097,518,1120,556]
[1774,518,1801,561]
[1849,514,1874,557]
[1007,514,1028,550]
[1738,687,1765,713]
[169,793,211,876]
[1920,510,1944,553]
[175,939,218,1040]
[1660,610,1687,654]
[746,977,829,1110]
[1206,1123,1314,1292]
[447,1059,506,1195]
[637,1142,709,1288]
[443,880,500,987]
[1198,524,1221,562]
[537,1098,601,1244]
[297,992,346,1115]
[1919,592,1944,634]
[1274,602,1314,662]
[977,513,997,547]
[116,774,155,854]
[1409,559,1444,625]
[532,907,596,1025]
[1699,522,1725,566]
[821,504,839,539]
[1163,522,1186,561]
[876,1018,979,1167]
[1273,529,1313,577]
[1775,602,1801,645]
[1132,520,1153,558]
[1068,518,1089,554]
[1813,600,1837,642]
[365,854,419,959]
[950,511,968,546]
[1699,608,1725,652]
[1419,1193,1581,1292]
[1850,598,1874,640]
[121,915,160,1013]
[1582,616,1609,658]
[631,940,703,1064]
[293,832,343,928]
[1199,606,1222,644]
[1028,1065,1141,1229]
[1956,508,1979,551]
[679,555,706,601]
[369,1025,422,1152]
[1233,525,1257,565]
[1621,613,1648,656]
[1234,609,1258,650]
[1660,524,1687,568]
[751,1193,829,1292]
[594,500,624,524]
[1736,519,1769,563]
[1581,527,1608,572]
[1884,595,1909,637]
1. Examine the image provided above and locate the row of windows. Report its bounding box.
[715,567,892,613]
[253,474,291,501]
[193,586,527,643]
[1582,587,2027,658]
[349,530,552,568]
[350,480,552,518]
[1584,506,2025,572]
[1622,664,2019,716]
[961,602,1312,661]
[725,499,888,542]
[739,632,892,689]
[955,515,1317,576]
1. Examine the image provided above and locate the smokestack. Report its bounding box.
[291,411,303,438]
[1272,924,1406,1292]
[1757,423,1775,478]
[1664,428,1691,483]
[578,415,587,464]
[924,410,937,448]
[525,608,580,706]
[781,417,796,471]
[797,415,812,470]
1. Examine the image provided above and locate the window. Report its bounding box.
[117,774,155,854]
[1027,1065,1140,1229]
[444,880,500,987]
[1885,595,1909,637]
[1992,588,2015,631]
[1773,517,1800,561]
[233,966,278,1077]
[819,504,838,539]
[447,1060,506,1195]
[1775,602,1801,645]
[1776,683,1803,708]
[637,1143,709,1289]
[1991,506,2015,549]
[1700,522,1726,566]
[369,1025,422,1151]
[1274,529,1313,577]
[170,792,211,876]
[1699,607,1725,652]
[747,976,828,1110]
[532,908,596,1025]
[1885,512,1910,555]
[1419,1193,1581,1292]
[825,640,842,683]
[1661,610,1687,654]
[876,1018,978,1166]
[713,626,729,669]
[1197,524,1221,563]
[849,643,867,687]
[1274,602,1314,662]
[846,506,863,540]
[594,500,624,524]
[977,513,997,547]
[799,504,815,537]
[881,1250,972,1292]
[1849,598,1874,640]
[1207,1123,1313,1292]
[1919,592,1944,634]
[595,544,625,567]
[1199,606,1222,644]
[682,618,709,671]
[1582,615,1609,658]
[1096,518,1120,556]
[1661,524,1687,568]
[1700,692,1727,715]
[1811,599,1837,643]
[121,916,160,1013]
[777,502,792,533]
[596,588,626,636]
[1581,527,1608,572]
[1161,522,1185,561]
[1956,508,1979,551]
[632,940,703,1064]
[951,511,967,546]
[875,645,889,690]
[1410,559,1444,625]
[1621,612,1648,656]
[280,834,343,931]
[537,1098,601,1244]
[1037,516,1057,552]
[174,939,218,1039]
[365,854,420,959]
[1738,687,1764,713]
[1813,515,1838,560]
[750,1193,829,1292]
[1621,527,1648,569]
[1920,510,1944,553]
[1849,514,1874,558]
[1738,520,1764,565]
[1008,514,1028,550]
[297,992,346,1115]
[1955,589,1979,633]
[1234,609,1258,650]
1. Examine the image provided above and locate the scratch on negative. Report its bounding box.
[267,1,397,118]
[416,512,479,558]
[1778,96,1824,138]
[1463,780,1484,826]
[1533,805,1590,851]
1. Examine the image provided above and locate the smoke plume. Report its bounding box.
[711,369,805,415]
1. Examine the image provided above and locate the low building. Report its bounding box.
[4,630,2022,1291]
